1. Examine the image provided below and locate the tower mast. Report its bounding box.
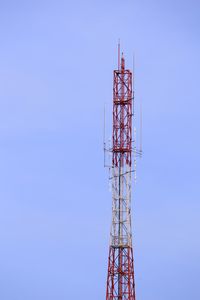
[106,49,136,300]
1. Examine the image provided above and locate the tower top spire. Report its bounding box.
[118,41,125,71]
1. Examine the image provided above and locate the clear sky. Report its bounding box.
[0,0,199,299]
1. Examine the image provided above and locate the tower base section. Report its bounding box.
[106,246,136,300]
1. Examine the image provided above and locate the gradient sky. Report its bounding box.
[0,0,199,299]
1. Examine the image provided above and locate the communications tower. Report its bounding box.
[105,48,136,300]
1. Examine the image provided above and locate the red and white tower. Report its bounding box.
[106,49,136,300]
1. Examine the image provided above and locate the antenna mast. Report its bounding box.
[106,48,136,300]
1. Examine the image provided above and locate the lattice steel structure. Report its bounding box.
[106,52,136,300]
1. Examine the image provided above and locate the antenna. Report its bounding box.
[103,103,106,167]
[118,39,120,70]
[134,126,137,183]
[132,51,142,157]
[132,52,135,92]
[140,99,143,154]
[103,104,113,168]
[132,52,135,118]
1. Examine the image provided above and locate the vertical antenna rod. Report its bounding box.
[106,48,136,300]
[140,100,143,154]
[118,40,120,71]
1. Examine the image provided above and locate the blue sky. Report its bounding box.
[0,0,199,299]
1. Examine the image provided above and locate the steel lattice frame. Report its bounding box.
[106,54,136,300]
